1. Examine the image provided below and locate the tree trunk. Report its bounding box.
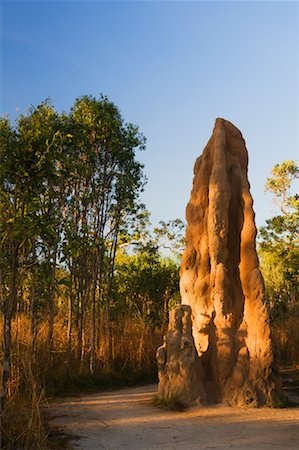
[30,280,36,360]
[90,253,99,375]
[105,231,118,369]
[0,315,12,447]
[66,276,73,373]
[79,302,86,374]
[48,244,57,358]
[0,245,18,447]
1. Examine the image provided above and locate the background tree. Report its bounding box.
[259,160,299,316]
[0,95,148,443]
[0,103,63,438]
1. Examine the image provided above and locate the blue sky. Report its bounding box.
[1,0,298,228]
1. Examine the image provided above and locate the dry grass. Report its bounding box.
[2,352,49,449]
[2,313,298,448]
[272,317,299,363]
[1,314,164,448]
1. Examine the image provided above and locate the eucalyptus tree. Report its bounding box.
[0,117,20,436]
[114,248,180,327]
[0,94,147,401]
[60,96,146,373]
[259,160,299,312]
[17,102,65,356]
[113,214,184,326]
[0,103,61,437]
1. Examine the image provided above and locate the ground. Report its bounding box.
[47,381,299,450]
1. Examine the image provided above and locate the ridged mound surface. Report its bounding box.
[157,119,282,407]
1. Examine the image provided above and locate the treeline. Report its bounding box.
[0,96,182,447]
[258,160,298,314]
[258,160,299,361]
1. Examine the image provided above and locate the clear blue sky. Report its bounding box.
[1,0,298,228]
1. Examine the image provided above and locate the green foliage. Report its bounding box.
[153,219,185,259]
[114,249,180,326]
[265,160,298,208]
[0,94,147,312]
[259,160,299,316]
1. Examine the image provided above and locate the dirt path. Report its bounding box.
[47,384,299,450]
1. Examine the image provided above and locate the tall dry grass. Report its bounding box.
[1,314,164,449]
[2,312,298,448]
[3,358,47,449]
[272,317,299,363]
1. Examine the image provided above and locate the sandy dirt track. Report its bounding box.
[47,384,299,450]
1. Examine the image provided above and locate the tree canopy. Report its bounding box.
[259,160,299,315]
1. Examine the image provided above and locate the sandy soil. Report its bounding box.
[47,384,299,450]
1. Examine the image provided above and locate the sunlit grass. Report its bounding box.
[0,314,163,448]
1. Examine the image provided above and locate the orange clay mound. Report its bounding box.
[157,119,283,407]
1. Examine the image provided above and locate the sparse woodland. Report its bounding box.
[259,160,299,362]
[0,97,298,448]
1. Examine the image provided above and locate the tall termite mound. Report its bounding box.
[157,118,282,407]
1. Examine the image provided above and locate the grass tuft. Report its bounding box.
[152,394,187,411]
[270,400,289,409]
